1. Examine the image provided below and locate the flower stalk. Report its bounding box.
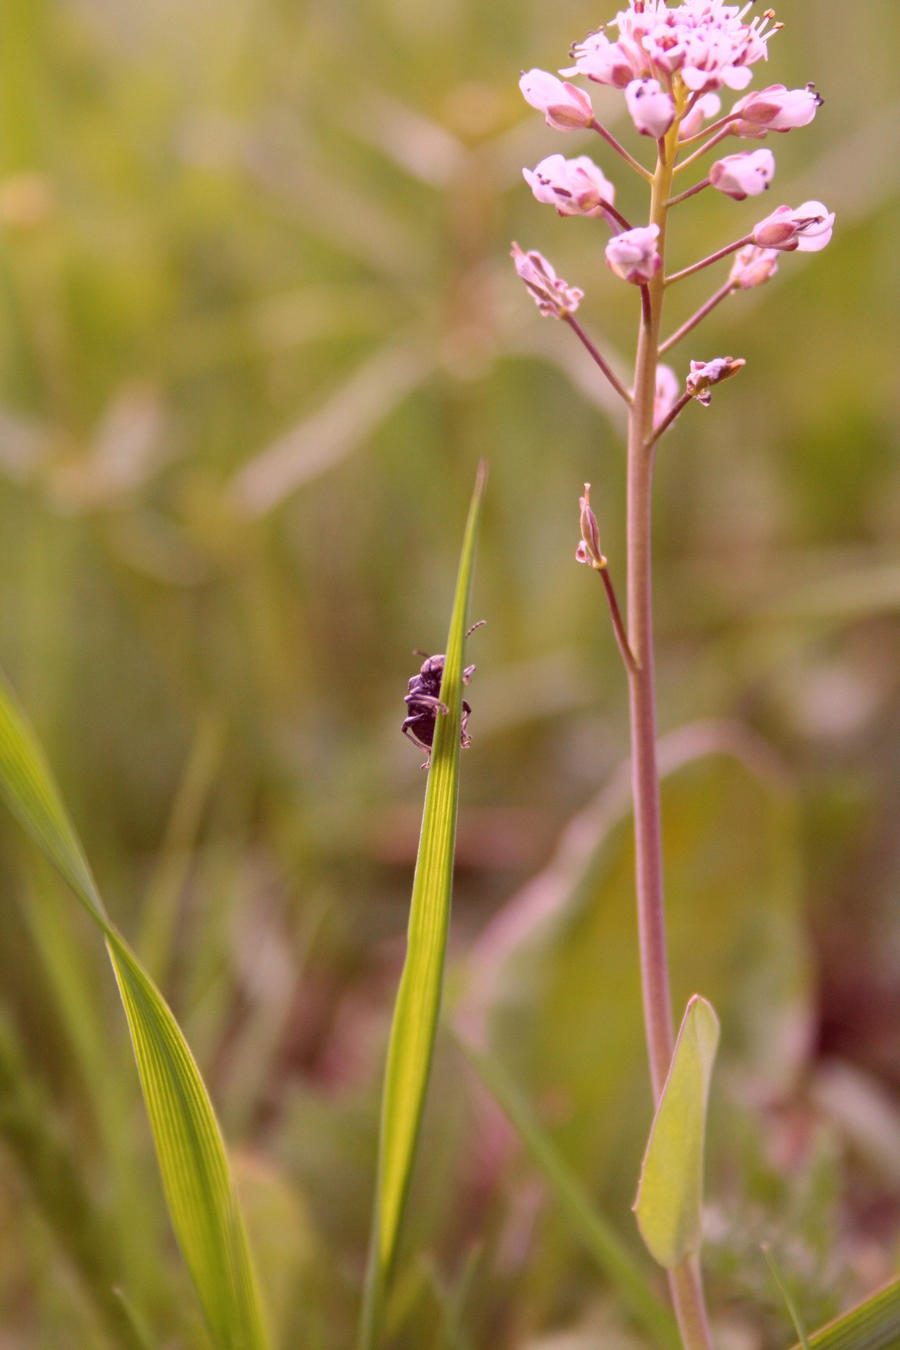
[626,130,676,1104]
[512,5,832,1346]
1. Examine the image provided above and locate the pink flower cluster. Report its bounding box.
[512,0,834,425]
[563,0,779,94]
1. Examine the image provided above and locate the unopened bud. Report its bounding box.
[625,79,676,138]
[731,83,823,135]
[709,149,775,200]
[728,244,779,289]
[519,69,594,131]
[678,93,721,140]
[605,224,661,284]
[577,483,607,569]
[752,200,834,252]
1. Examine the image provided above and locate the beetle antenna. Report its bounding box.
[465,620,486,638]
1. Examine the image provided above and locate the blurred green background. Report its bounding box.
[0,0,897,1345]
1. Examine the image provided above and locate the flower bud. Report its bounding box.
[605,224,661,284]
[510,242,584,319]
[728,244,779,289]
[625,79,676,138]
[709,149,775,200]
[519,69,594,131]
[752,200,834,252]
[523,154,617,220]
[576,483,607,569]
[678,93,721,140]
[731,83,823,135]
[561,32,638,89]
[685,356,746,406]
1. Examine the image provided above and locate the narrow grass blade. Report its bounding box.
[0,1010,148,1350]
[788,1277,900,1350]
[0,674,270,1350]
[634,995,720,1270]
[0,671,106,922]
[360,461,487,1349]
[460,1041,681,1350]
[763,1243,811,1350]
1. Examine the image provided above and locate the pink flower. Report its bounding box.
[728,244,779,289]
[678,92,721,140]
[523,154,617,219]
[709,148,775,200]
[654,365,679,427]
[752,200,835,252]
[605,224,661,284]
[565,4,779,97]
[625,79,676,138]
[511,242,584,318]
[561,30,640,88]
[519,69,594,131]
[668,1,778,92]
[685,355,746,406]
[731,83,823,136]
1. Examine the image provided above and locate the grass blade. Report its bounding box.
[0,673,270,1349]
[360,461,487,1350]
[764,1243,811,1350]
[459,1041,681,1350]
[788,1278,900,1350]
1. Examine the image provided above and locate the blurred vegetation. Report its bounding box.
[0,0,897,1345]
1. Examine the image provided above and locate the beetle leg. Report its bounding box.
[401,720,432,769]
[402,720,432,767]
[462,663,476,685]
[404,692,449,715]
[460,698,473,749]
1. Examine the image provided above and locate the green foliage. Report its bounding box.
[0,0,896,1344]
[792,1277,900,1350]
[361,464,486,1348]
[0,674,269,1349]
[635,997,720,1270]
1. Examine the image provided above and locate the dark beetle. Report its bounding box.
[402,621,485,767]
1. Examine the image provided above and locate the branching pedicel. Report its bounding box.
[514,4,832,1347]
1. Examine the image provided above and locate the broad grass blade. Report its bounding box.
[360,461,487,1349]
[0,674,270,1350]
[788,1277,900,1350]
[634,995,720,1270]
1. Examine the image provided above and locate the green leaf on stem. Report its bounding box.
[359,461,487,1350]
[0,673,270,1350]
[634,994,720,1270]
